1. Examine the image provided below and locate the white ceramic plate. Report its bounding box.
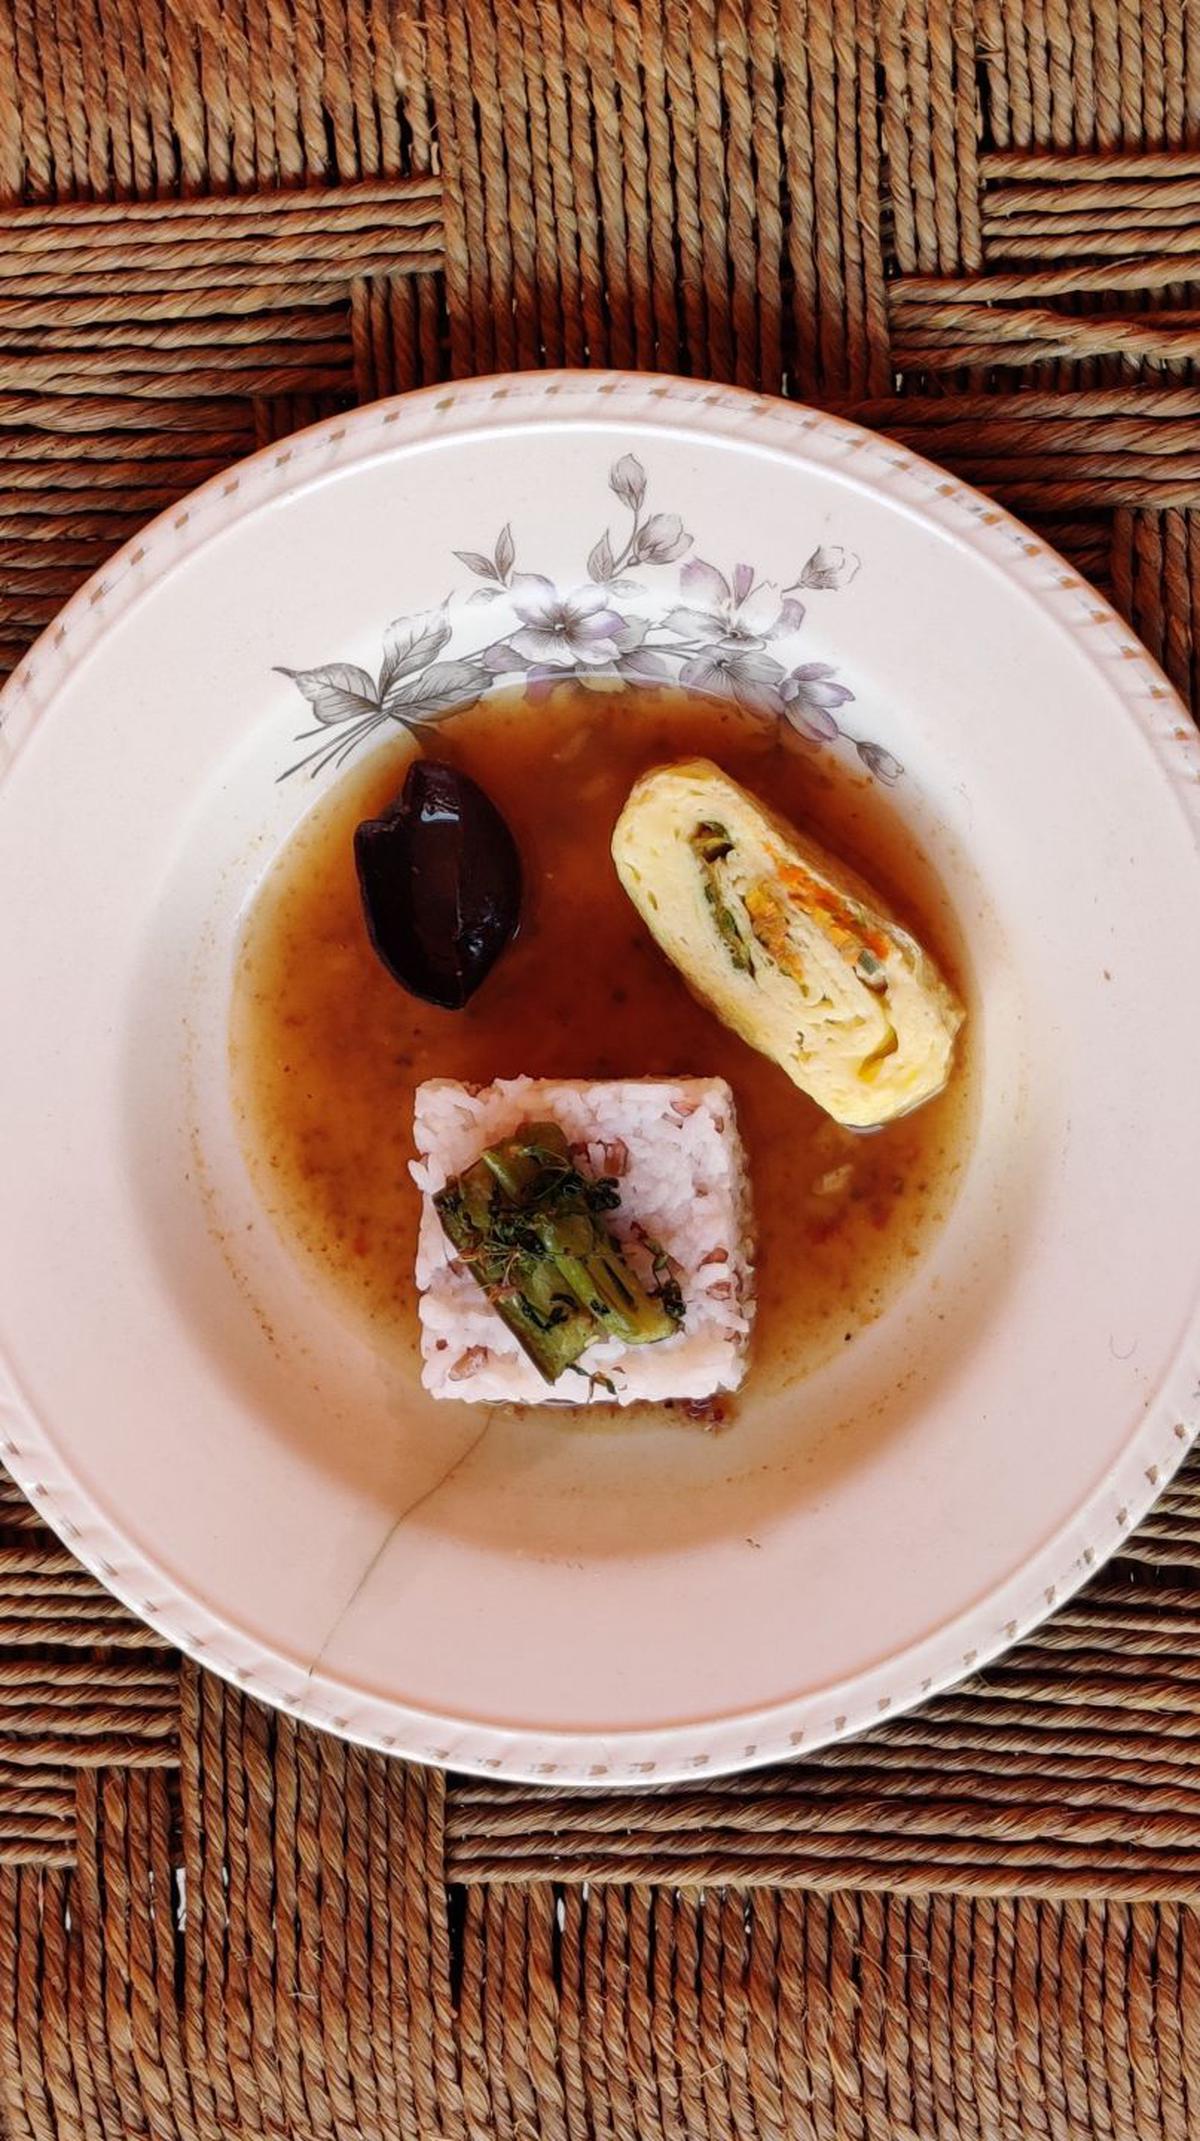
[2,371,1199,1787]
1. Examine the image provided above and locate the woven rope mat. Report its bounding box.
[4,2,1200,2134]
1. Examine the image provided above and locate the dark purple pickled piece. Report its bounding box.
[354,760,521,1008]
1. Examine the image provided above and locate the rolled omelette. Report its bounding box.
[611,760,963,1128]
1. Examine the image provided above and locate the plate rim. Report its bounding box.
[2,365,1199,1788]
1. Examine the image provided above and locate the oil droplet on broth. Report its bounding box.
[229,685,977,1414]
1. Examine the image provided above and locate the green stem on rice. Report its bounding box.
[435,1121,681,1384]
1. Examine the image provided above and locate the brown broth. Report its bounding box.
[229,686,976,1408]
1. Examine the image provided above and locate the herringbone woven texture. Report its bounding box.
[4,3,1200,2135]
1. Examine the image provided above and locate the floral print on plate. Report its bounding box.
[276,453,901,785]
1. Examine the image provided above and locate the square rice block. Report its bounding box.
[411,1077,755,1405]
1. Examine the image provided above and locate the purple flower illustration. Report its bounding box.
[277,449,894,784]
[780,662,856,742]
[855,739,904,783]
[636,512,690,564]
[665,558,805,648]
[680,646,788,718]
[609,453,647,511]
[508,576,625,669]
[795,544,860,591]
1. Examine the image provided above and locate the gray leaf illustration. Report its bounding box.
[610,453,646,510]
[452,550,499,581]
[387,657,493,719]
[380,614,452,699]
[618,648,672,682]
[275,662,379,724]
[494,523,515,580]
[588,531,616,582]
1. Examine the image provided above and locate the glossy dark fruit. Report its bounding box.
[354,759,522,1008]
